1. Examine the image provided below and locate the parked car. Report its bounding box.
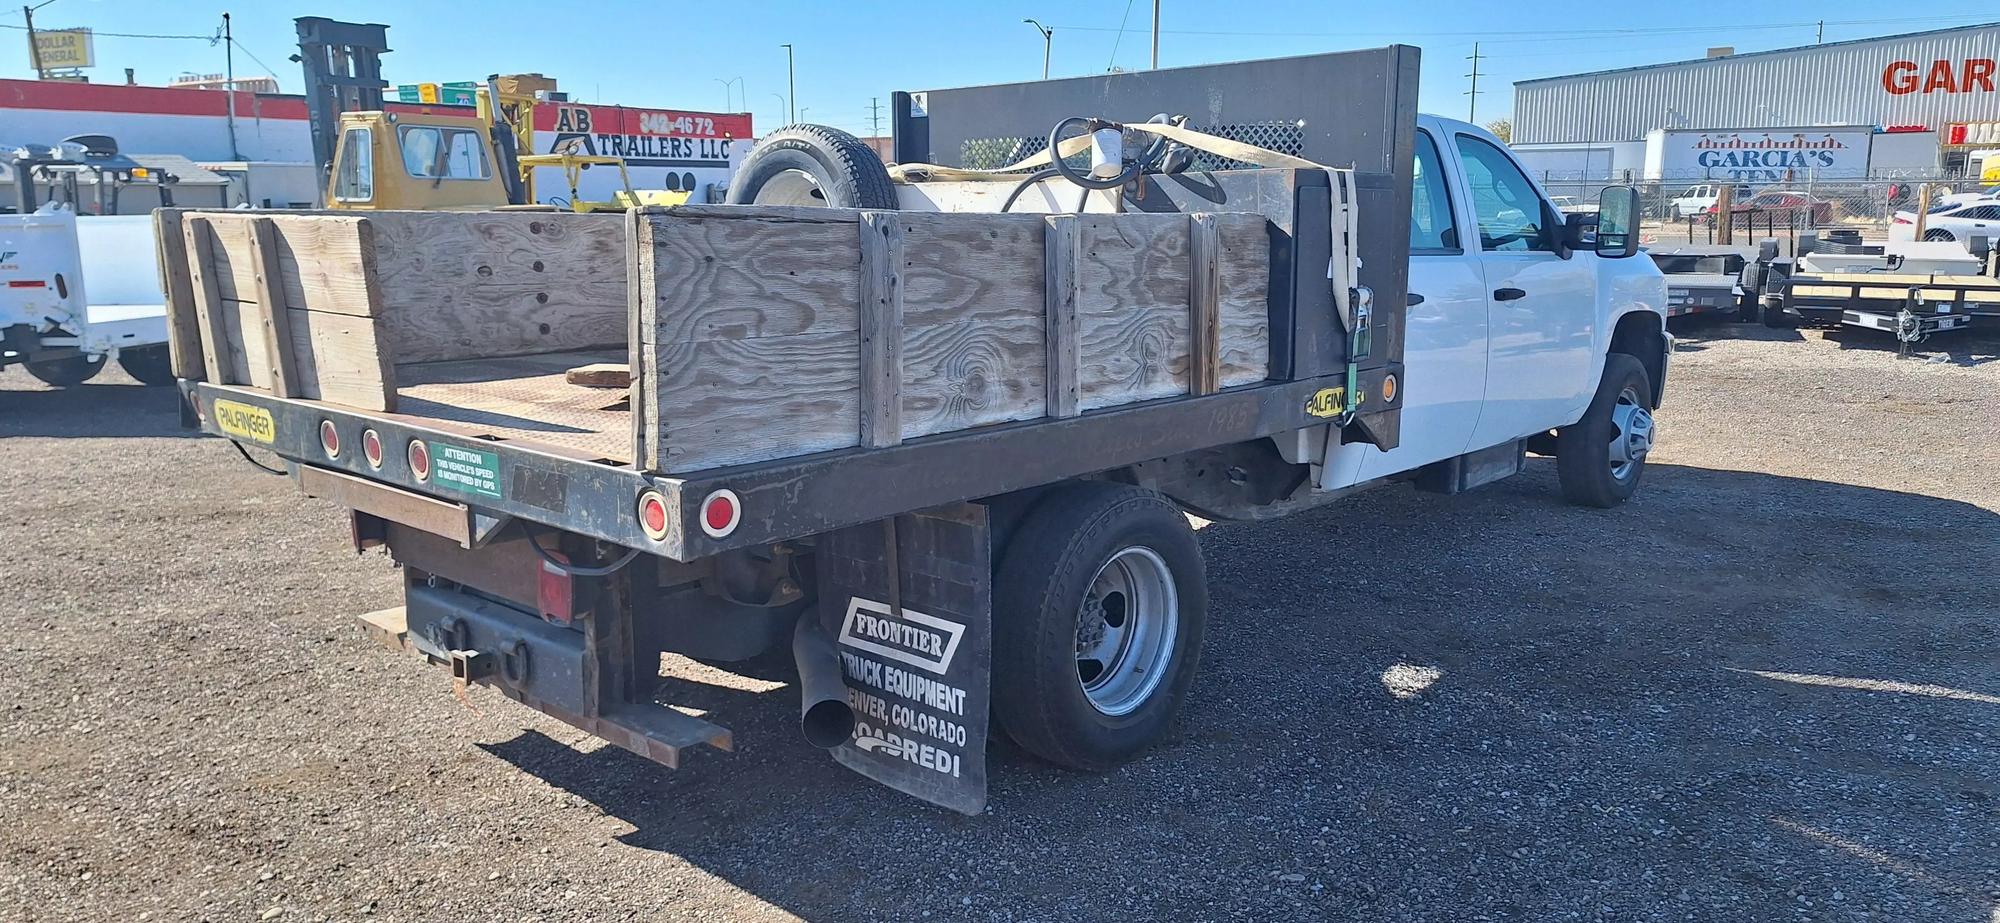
[1890,197,2000,246]
[1669,183,1751,219]
[1550,195,1599,214]
[1705,190,1833,226]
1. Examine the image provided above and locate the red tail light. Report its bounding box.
[1893,216,1912,225]
[361,429,383,468]
[407,439,431,482]
[636,489,671,541]
[700,489,741,539]
[319,420,341,459]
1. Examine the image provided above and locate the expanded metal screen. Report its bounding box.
[958,121,1307,173]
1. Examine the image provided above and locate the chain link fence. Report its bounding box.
[1538,172,1977,248]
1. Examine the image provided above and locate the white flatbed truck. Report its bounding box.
[163,50,1669,814]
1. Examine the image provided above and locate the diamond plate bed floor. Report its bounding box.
[391,349,631,463]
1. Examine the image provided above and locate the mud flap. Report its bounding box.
[815,503,991,815]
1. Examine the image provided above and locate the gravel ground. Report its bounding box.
[3,324,1997,923]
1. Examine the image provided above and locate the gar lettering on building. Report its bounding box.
[1508,22,2000,186]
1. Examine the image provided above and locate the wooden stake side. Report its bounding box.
[858,211,906,448]
[1188,213,1223,396]
[1043,214,1081,419]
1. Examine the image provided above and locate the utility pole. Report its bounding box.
[1150,0,1160,69]
[1025,19,1052,80]
[1465,42,1484,122]
[23,0,60,79]
[781,43,796,123]
[868,97,882,137]
[224,13,241,160]
[1815,20,1824,43]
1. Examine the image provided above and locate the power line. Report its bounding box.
[1106,0,1138,70]
[229,38,281,81]
[0,21,216,41]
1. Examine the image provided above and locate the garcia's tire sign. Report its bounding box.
[816,506,991,815]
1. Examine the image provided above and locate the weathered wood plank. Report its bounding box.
[247,217,300,397]
[198,212,377,316]
[900,313,1047,440]
[858,212,905,448]
[368,212,627,364]
[182,217,232,384]
[644,213,860,344]
[1216,213,1273,388]
[566,363,631,388]
[287,309,395,411]
[217,298,269,389]
[1074,213,1191,411]
[626,207,654,470]
[1187,213,1222,396]
[1042,214,1080,419]
[666,204,862,224]
[654,331,861,471]
[153,209,204,380]
[201,213,260,305]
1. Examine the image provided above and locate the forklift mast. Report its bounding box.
[294,17,391,178]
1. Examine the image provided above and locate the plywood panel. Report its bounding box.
[896,212,1046,327]
[1215,213,1272,388]
[654,331,861,471]
[900,313,1047,440]
[1074,213,1191,411]
[217,298,269,389]
[367,212,627,364]
[644,212,860,344]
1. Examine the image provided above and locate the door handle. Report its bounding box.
[1493,287,1528,301]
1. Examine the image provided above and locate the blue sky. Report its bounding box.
[4,1,1993,135]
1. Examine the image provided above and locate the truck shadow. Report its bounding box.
[0,378,200,439]
[1665,317,1802,350]
[479,460,2000,922]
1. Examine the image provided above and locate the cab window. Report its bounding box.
[1410,130,1459,253]
[1454,134,1551,252]
[333,128,373,202]
[398,126,492,179]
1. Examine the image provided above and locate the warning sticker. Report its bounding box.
[432,444,502,499]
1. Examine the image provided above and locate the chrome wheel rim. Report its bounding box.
[1607,385,1654,481]
[1076,546,1179,717]
[752,168,826,206]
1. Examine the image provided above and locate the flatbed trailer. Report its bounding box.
[1647,245,1756,319]
[163,49,1669,814]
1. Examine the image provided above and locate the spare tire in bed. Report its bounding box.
[724,124,898,209]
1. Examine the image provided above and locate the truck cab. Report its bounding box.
[326,110,511,211]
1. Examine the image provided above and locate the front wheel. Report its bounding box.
[991,484,1208,771]
[24,353,106,387]
[1556,354,1654,509]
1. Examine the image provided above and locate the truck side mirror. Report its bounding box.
[1595,186,1640,258]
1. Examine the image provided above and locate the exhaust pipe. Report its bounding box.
[793,613,856,749]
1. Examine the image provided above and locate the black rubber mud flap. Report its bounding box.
[816,503,992,816]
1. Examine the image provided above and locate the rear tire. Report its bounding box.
[992,483,1207,771]
[1760,296,1794,329]
[1556,354,1654,509]
[724,124,897,209]
[24,353,106,387]
[117,345,175,385]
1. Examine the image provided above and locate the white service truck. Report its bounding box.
[2,141,177,386]
[168,49,1669,814]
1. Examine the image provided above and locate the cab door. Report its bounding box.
[1351,123,1488,480]
[1452,131,1598,448]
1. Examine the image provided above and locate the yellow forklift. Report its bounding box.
[298,17,687,213]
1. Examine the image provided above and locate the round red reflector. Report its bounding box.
[319,420,341,458]
[699,489,741,539]
[361,429,383,468]
[407,439,431,481]
[636,490,670,540]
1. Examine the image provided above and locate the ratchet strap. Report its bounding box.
[889,122,1366,415]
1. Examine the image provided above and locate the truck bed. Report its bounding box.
[394,348,632,463]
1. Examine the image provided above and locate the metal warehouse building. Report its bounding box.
[1513,22,2000,177]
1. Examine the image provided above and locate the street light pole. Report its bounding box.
[1025,19,1052,80]
[712,76,743,111]
[1150,0,1160,69]
[780,44,796,123]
